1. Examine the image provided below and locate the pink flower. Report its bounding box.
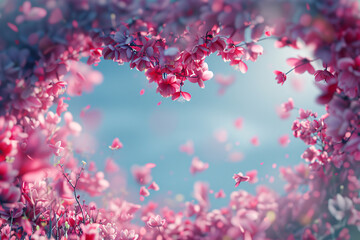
[233,172,250,187]
[215,189,226,198]
[119,229,139,240]
[179,140,194,155]
[140,186,150,197]
[132,165,152,185]
[301,146,318,163]
[250,136,260,146]
[314,69,334,82]
[281,98,294,112]
[80,224,99,240]
[274,70,287,85]
[188,62,213,88]
[215,74,235,95]
[147,215,166,228]
[0,142,12,162]
[171,91,191,101]
[275,36,299,49]
[49,140,64,156]
[105,158,119,173]
[245,170,258,184]
[148,181,159,191]
[109,138,123,150]
[190,157,209,175]
[56,97,68,116]
[157,74,180,98]
[278,135,290,147]
[234,117,243,129]
[286,57,315,74]
[298,108,312,119]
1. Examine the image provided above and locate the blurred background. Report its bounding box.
[66,39,325,210]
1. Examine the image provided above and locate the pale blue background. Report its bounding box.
[67,39,325,209]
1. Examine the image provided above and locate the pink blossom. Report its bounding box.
[0,142,12,162]
[179,140,194,155]
[171,91,191,101]
[140,186,150,197]
[105,158,119,173]
[275,36,299,49]
[233,172,250,187]
[298,108,312,119]
[148,181,159,191]
[109,138,123,150]
[215,189,226,198]
[314,69,334,82]
[301,146,318,163]
[286,57,315,74]
[274,70,287,85]
[80,223,99,240]
[132,165,152,185]
[245,170,258,184]
[278,135,290,147]
[250,136,259,146]
[147,215,166,228]
[190,157,209,175]
[189,62,213,88]
[281,98,294,112]
[156,74,180,97]
[49,141,64,156]
[119,229,139,240]
[234,117,243,129]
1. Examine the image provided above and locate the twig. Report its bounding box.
[60,165,86,224]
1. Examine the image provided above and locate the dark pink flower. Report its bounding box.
[156,74,180,98]
[274,70,287,85]
[314,69,334,82]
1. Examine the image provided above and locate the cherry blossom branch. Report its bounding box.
[59,164,86,224]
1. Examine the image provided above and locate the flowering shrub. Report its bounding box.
[0,0,360,239]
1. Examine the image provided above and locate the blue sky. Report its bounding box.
[67,39,325,209]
